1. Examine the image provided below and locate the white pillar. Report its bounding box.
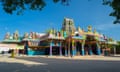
[114,45,116,55]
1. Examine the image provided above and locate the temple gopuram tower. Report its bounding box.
[62,18,76,35]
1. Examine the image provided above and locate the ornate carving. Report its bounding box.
[13,30,19,40]
[30,32,36,39]
[78,27,84,35]
[62,18,76,35]
[86,25,94,35]
[93,29,99,36]
[87,25,92,32]
[5,32,10,39]
[93,29,100,40]
[24,32,29,39]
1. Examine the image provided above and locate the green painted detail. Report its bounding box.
[23,38,39,41]
[60,30,64,37]
[82,35,86,40]
[95,36,99,40]
[28,49,45,55]
[72,40,75,45]
[16,45,24,49]
[3,39,21,42]
[82,40,85,45]
[63,31,67,38]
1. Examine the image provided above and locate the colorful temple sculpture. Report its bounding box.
[1,30,24,55]
[1,18,118,56]
[62,18,76,35]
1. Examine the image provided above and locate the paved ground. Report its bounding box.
[0,55,120,72]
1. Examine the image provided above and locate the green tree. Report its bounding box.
[0,0,69,15]
[103,0,120,24]
[116,41,120,54]
[0,0,120,24]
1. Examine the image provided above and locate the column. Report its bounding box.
[88,45,92,55]
[81,44,85,56]
[72,40,75,56]
[25,41,28,55]
[76,42,80,56]
[65,46,67,56]
[114,45,116,55]
[68,39,71,57]
[81,40,85,56]
[59,41,62,56]
[96,42,101,55]
[74,42,77,56]
[50,40,53,56]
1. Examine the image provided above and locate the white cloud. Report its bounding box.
[94,22,120,31]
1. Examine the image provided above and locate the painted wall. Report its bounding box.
[27,48,45,55]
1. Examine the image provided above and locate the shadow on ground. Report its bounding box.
[13,56,120,72]
[0,62,48,72]
[0,56,120,72]
[107,55,120,58]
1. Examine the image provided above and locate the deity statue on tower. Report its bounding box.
[5,32,10,39]
[93,29,100,40]
[24,32,29,39]
[13,30,19,40]
[78,26,84,35]
[87,25,93,35]
[30,32,36,39]
[87,25,92,32]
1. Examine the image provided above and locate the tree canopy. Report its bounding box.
[103,0,120,24]
[0,0,120,24]
[0,0,69,15]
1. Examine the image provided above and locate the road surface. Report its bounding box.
[0,55,120,72]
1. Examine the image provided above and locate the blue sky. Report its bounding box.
[0,0,120,41]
